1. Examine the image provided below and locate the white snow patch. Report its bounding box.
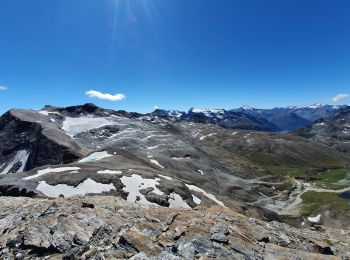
[168,110,183,118]
[38,111,49,116]
[185,184,226,208]
[38,111,61,116]
[307,214,321,223]
[36,178,115,198]
[146,145,160,150]
[120,174,163,205]
[168,193,191,209]
[150,159,164,168]
[62,116,114,137]
[241,105,254,110]
[97,169,122,175]
[79,151,112,163]
[197,170,204,175]
[192,108,225,117]
[158,174,173,180]
[1,150,30,175]
[23,167,80,180]
[192,194,201,205]
[199,133,217,141]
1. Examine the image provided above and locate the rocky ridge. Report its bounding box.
[0,196,348,259]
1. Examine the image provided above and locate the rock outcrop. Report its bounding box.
[0,196,349,259]
[0,109,86,173]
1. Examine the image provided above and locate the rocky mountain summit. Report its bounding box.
[0,196,349,259]
[0,103,349,259]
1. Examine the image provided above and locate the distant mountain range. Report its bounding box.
[154,103,347,131]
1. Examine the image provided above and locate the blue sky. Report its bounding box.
[0,0,350,113]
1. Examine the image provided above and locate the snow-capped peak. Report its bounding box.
[167,110,183,118]
[241,105,254,110]
[189,108,225,118]
[190,108,225,114]
[303,103,326,109]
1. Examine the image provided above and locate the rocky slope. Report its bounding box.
[295,106,350,154]
[0,104,349,258]
[0,196,349,259]
[0,104,349,225]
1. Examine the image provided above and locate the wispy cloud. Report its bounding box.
[85,90,126,101]
[332,93,349,102]
[0,86,7,91]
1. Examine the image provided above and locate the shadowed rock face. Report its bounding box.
[0,110,83,173]
[0,196,348,259]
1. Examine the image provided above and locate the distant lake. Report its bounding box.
[338,192,350,200]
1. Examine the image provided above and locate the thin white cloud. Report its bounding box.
[154,105,159,109]
[332,93,349,102]
[0,86,7,91]
[85,90,126,101]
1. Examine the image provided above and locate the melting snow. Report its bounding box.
[97,169,122,175]
[38,110,60,116]
[168,193,191,209]
[150,159,164,168]
[307,214,321,223]
[192,195,201,205]
[197,170,204,175]
[79,151,112,163]
[199,133,217,141]
[185,184,226,208]
[23,167,80,180]
[1,150,30,175]
[36,178,115,197]
[62,116,114,137]
[120,174,163,205]
[158,174,173,180]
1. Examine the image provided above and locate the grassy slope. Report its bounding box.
[192,127,350,217]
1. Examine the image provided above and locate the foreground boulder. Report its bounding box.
[0,196,348,259]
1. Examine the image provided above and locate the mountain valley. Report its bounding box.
[0,103,349,259]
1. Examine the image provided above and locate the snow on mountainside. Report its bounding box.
[295,105,350,153]
[152,108,280,132]
[152,103,345,132]
[0,103,350,232]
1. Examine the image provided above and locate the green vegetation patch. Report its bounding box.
[314,169,350,189]
[248,151,348,179]
[300,191,350,214]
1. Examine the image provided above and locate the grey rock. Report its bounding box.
[211,222,229,235]
[211,233,229,244]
